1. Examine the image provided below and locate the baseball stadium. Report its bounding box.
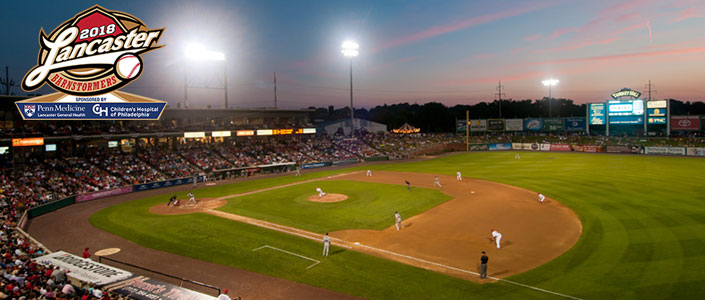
[3,1,705,300]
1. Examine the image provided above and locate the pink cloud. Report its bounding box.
[549,27,579,39]
[523,34,542,41]
[672,7,705,22]
[534,37,621,53]
[599,0,652,15]
[374,1,554,52]
[526,46,705,66]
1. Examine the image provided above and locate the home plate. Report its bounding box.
[471,191,475,194]
[354,242,360,245]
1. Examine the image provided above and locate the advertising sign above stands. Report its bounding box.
[542,118,564,131]
[469,119,487,132]
[505,119,523,131]
[671,115,701,130]
[487,119,504,131]
[564,117,586,131]
[611,88,642,99]
[524,118,543,131]
[34,251,133,286]
[12,137,45,147]
[589,103,606,125]
[647,107,667,124]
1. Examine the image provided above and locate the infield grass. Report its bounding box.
[91,152,705,299]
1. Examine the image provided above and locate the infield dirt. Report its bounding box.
[151,171,582,282]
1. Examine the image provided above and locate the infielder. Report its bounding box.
[434,176,442,188]
[491,229,502,249]
[395,211,404,231]
[456,171,462,181]
[538,193,545,204]
[295,167,301,177]
[322,232,331,256]
[187,192,196,205]
[316,187,326,198]
[167,194,177,206]
[366,169,372,177]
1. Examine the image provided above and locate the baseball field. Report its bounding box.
[89,151,705,299]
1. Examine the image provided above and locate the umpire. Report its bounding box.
[480,251,489,279]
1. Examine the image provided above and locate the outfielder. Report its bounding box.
[366,169,372,177]
[515,153,520,159]
[434,176,442,188]
[187,192,197,205]
[316,187,326,198]
[538,193,545,204]
[491,229,502,249]
[405,180,411,191]
[395,211,404,231]
[323,232,331,256]
[456,171,462,181]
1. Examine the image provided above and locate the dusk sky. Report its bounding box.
[3,0,705,109]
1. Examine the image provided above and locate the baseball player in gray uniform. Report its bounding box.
[456,171,462,181]
[434,176,442,188]
[323,232,331,256]
[395,211,403,231]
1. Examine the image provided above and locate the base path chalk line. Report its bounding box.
[213,171,361,201]
[205,209,581,300]
[353,243,583,300]
[253,245,320,270]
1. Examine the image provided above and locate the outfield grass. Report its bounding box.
[216,180,452,232]
[91,152,705,299]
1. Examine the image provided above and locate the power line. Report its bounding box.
[645,80,657,100]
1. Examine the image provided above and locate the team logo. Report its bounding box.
[526,119,541,129]
[16,5,166,120]
[24,105,36,117]
[22,6,163,95]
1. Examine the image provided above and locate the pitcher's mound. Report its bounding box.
[308,193,348,203]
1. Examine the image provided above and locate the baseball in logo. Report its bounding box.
[22,6,163,95]
[16,5,167,120]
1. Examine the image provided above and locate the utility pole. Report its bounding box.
[644,80,657,100]
[1,66,15,96]
[495,81,505,118]
[274,72,278,108]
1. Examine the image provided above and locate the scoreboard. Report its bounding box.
[608,100,644,124]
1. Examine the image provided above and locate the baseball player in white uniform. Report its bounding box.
[323,232,331,256]
[187,192,196,205]
[316,187,326,198]
[295,167,301,176]
[491,229,502,249]
[538,193,545,204]
[395,211,403,231]
[434,176,442,188]
[456,171,462,181]
[366,169,372,177]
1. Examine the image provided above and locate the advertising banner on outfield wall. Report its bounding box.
[505,119,523,131]
[550,144,571,151]
[670,115,701,130]
[76,186,133,202]
[134,176,204,192]
[542,118,564,131]
[468,144,489,151]
[645,147,686,156]
[487,119,504,131]
[301,162,332,169]
[489,143,512,151]
[540,143,551,151]
[687,147,705,156]
[571,145,603,153]
[35,251,132,286]
[469,120,487,132]
[106,276,217,300]
[524,119,543,131]
[564,117,587,131]
[456,120,467,133]
[511,143,534,150]
[606,145,642,153]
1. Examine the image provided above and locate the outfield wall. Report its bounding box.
[469,142,705,157]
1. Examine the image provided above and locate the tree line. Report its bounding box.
[309,98,705,133]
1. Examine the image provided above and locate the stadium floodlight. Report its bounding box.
[341,41,359,57]
[185,43,225,61]
[542,79,559,117]
[184,43,228,108]
[341,40,359,136]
